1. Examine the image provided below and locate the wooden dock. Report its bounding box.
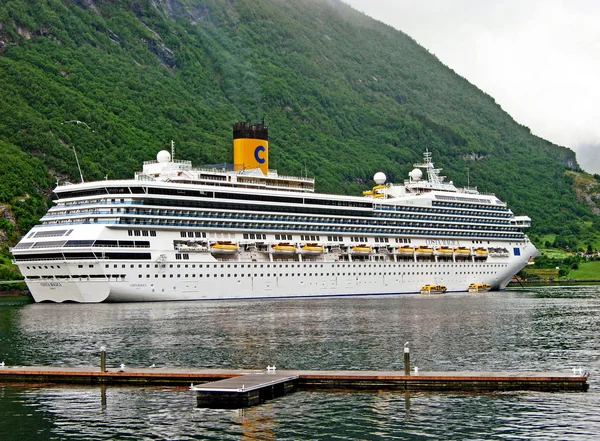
[0,366,588,391]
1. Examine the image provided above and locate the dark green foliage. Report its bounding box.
[0,0,596,246]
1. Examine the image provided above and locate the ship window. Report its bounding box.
[142,231,148,236]
[134,230,141,236]
[128,230,133,236]
[150,231,156,237]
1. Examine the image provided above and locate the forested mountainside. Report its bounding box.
[0,0,598,254]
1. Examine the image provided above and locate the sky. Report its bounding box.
[343,0,600,174]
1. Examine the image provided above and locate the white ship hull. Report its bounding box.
[18,225,537,303]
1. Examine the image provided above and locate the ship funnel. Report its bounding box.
[233,121,268,175]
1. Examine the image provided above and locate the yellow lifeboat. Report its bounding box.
[436,246,454,256]
[397,246,415,255]
[271,242,297,255]
[352,245,372,255]
[300,243,324,255]
[210,241,239,255]
[415,246,434,257]
[474,247,489,259]
[420,284,447,295]
[468,283,492,293]
[453,247,471,257]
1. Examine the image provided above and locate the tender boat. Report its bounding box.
[468,283,492,293]
[420,284,447,295]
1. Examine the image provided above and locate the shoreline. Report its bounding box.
[508,280,600,287]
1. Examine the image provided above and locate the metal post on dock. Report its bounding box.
[404,342,410,375]
[100,346,107,372]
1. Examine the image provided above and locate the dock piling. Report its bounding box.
[100,346,106,372]
[404,342,410,375]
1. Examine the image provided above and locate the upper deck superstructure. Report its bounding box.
[12,122,537,303]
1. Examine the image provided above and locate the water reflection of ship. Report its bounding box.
[234,406,276,441]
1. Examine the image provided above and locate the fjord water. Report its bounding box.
[1,286,599,440]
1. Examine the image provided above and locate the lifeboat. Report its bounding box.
[271,242,297,255]
[453,247,471,257]
[420,284,447,295]
[352,245,372,255]
[436,246,453,257]
[396,246,415,256]
[474,247,489,259]
[300,243,324,255]
[415,246,434,257]
[468,283,492,293]
[210,241,239,255]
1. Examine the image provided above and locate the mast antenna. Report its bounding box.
[73,146,84,183]
[171,140,175,162]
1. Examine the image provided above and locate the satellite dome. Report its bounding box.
[373,172,387,185]
[157,150,171,163]
[409,168,423,181]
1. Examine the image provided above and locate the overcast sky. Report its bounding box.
[344,0,600,174]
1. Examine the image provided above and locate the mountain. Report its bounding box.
[0,0,597,260]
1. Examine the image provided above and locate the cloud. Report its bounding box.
[575,143,600,175]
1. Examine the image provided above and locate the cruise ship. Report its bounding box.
[12,122,538,302]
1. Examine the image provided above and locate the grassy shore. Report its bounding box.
[566,260,600,280]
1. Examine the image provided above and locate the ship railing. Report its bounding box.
[40,218,526,242]
[50,204,515,227]
[143,159,192,166]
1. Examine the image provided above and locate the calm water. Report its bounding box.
[1,286,599,440]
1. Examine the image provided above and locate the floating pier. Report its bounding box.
[0,365,588,409]
[190,372,298,408]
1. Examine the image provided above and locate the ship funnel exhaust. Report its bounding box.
[233,121,269,175]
